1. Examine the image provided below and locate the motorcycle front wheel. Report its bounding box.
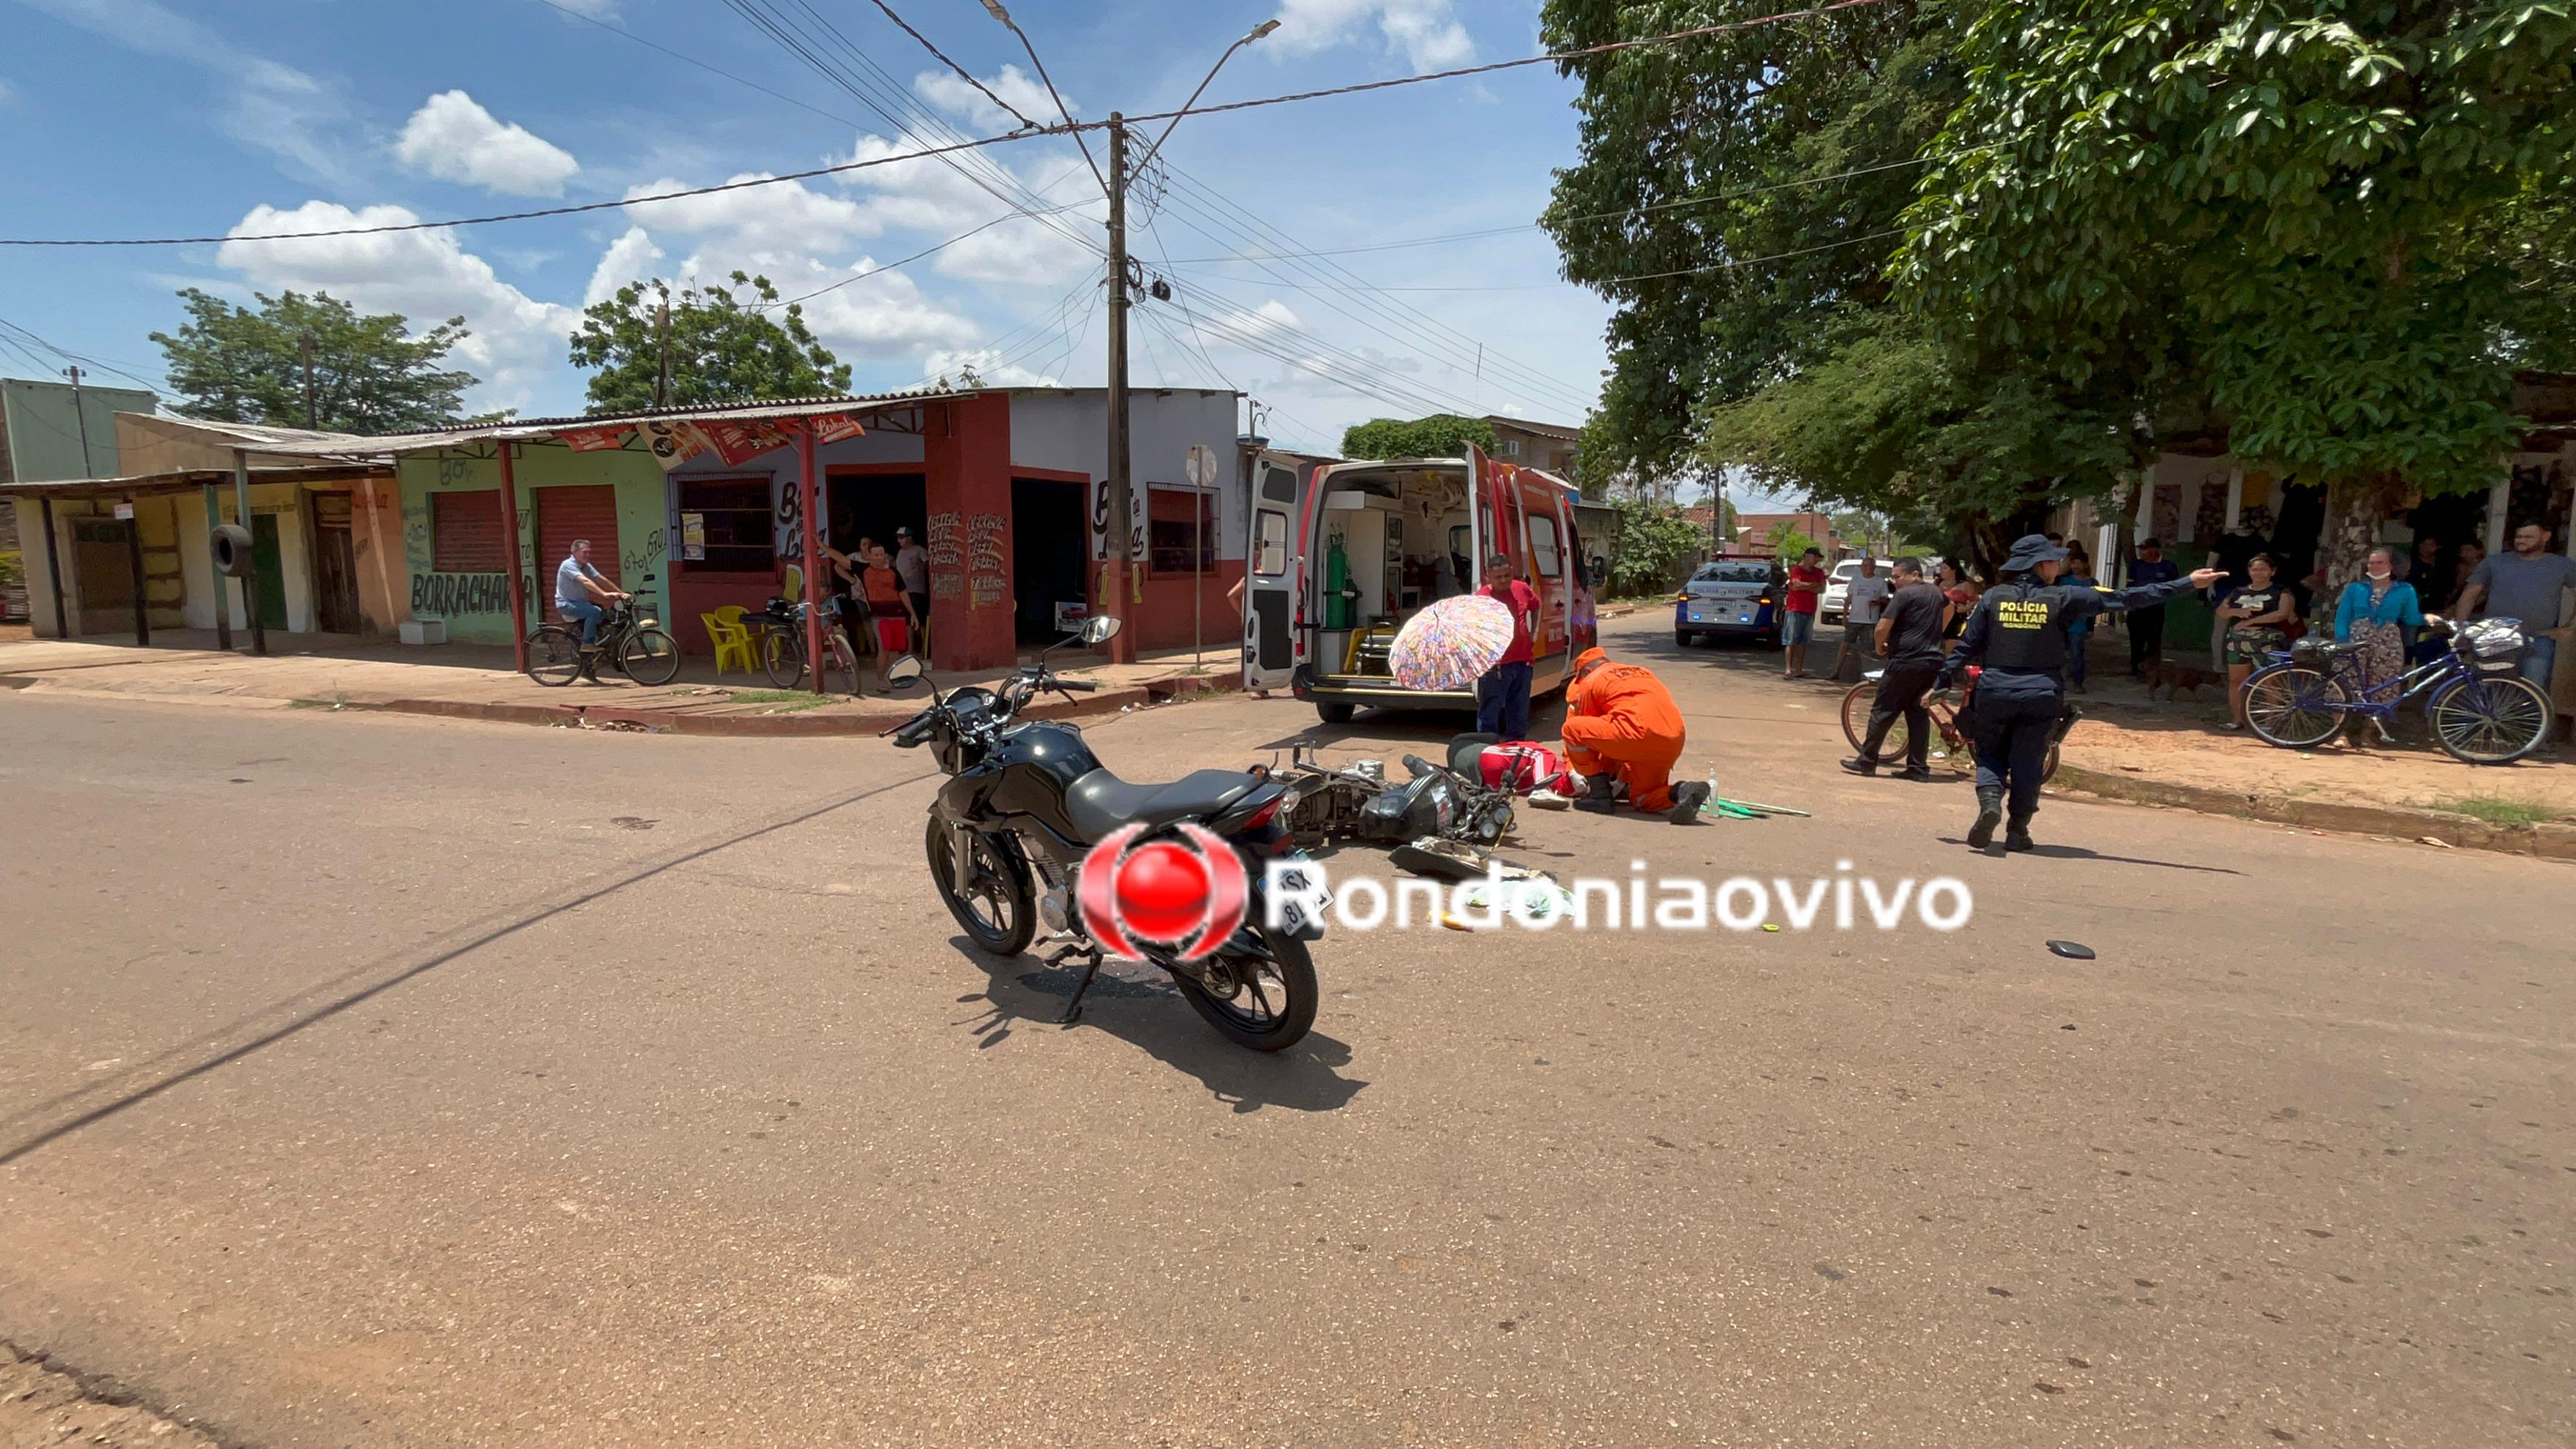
[1177,929,1317,1052]
[924,817,1036,958]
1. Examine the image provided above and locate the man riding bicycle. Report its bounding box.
[555,539,629,656]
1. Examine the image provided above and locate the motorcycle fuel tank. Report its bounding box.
[962,720,1104,849]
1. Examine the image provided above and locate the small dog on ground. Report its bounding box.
[2142,662,2216,700]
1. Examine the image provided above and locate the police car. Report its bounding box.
[1674,558,1779,646]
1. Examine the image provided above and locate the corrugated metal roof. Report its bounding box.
[0,462,392,500]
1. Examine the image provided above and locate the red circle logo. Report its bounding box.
[1076,823,1248,962]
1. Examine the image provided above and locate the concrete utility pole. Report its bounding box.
[1103,112,1134,659]
[976,8,1276,668]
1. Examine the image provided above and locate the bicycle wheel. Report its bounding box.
[1838,682,1877,752]
[1840,682,1913,767]
[619,626,681,686]
[527,626,584,687]
[2427,675,2551,765]
[761,627,806,688]
[2242,664,2345,749]
[817,633,861,697]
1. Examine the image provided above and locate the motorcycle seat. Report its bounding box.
[1065,768,1263,842]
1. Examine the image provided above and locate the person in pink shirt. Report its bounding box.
[1477,552,1540,739]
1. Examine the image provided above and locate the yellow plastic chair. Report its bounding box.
[782,564,806,603]
[704,605,757,676]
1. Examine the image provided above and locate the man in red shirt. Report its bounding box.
[1781,547,1827,679]
[1476,553,1540,740]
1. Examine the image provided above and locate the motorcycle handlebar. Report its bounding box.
[1052,677,1098,693]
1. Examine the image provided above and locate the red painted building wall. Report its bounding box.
[924,392,1017,672]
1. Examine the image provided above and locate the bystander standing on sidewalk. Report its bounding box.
[2126,538,2179,674]
[1832,555,1891,678]
[2454,523,2575,692]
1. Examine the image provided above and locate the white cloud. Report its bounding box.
[919,346,1062,389]
[0,79,17,107]
[912,64,1068,132]
[20,0,356,182]
[1276,0,1473,72]
[217,201,580,415]
[539,0,619,15]
[584,226,664,306]
[394,91,581,198]
[831,135,1102,285]
[621,174,880,252]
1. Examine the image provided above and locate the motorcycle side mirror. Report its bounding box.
[1080,615,1123,645]
[885,656,926,686]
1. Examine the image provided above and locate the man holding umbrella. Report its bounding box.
[1475,553,1540,740]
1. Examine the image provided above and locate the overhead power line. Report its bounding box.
[858,0,1040,131]
[1,0,1892,247]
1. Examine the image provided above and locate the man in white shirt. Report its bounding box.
[1833,556,1892,678]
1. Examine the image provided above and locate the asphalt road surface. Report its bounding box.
[2,614,2567,1447]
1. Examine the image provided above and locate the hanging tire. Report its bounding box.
[527,626,584,686]
[619,626,681,685]
[761,629,806,689]
[1177,928,1318,1052]
[2242,664,2345,749]
[2426,675,2552,765]
[924,817,1036,959]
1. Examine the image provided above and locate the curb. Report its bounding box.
[2050,761,2576,862]
[334,673,1234,737]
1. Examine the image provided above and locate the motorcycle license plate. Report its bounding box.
[1269,855,1331,935]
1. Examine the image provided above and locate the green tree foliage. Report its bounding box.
[1899,0,2576,583]
[1701,317,2133,571]
[1606,498,1707,595]
[151,289,482,433]
[570,274,853,416]
[1539,0,1965,487]
[1339,413,1499,460]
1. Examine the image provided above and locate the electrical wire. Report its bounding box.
[857,0,1038,130]
[1,0,1892,247]
[758,203,1085,309]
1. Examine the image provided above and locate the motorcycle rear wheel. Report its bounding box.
[924,817,1036,958]
[1176,929,1317,1052]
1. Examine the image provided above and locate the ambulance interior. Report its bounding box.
[1310,464,1477,681]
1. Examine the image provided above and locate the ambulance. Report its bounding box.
[1239,449,1598,724]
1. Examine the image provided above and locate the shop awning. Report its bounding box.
[136,389,973,462]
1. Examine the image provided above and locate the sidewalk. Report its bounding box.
[2050,634,2576,858]
[0,629,1242,736]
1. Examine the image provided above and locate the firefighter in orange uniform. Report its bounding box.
[1558,647,1710,823]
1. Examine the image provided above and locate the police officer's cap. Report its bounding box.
[2001,533,2070,572]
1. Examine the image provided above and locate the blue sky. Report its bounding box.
[0,0,1650,462]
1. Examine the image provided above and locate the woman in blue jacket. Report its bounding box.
[2333,546,2422,690]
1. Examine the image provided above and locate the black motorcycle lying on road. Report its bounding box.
[881,616,1325,1052]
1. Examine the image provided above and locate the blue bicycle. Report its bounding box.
[2239,615,2553,765]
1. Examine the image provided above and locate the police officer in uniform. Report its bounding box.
[1936,533,2223,852]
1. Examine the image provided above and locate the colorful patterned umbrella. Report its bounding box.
[1389,594,1515,692]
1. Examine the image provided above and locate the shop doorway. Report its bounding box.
[827,471,926,563]
[312,493,360,633]
[1012,477,1087,645]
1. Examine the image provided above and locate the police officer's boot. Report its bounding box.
[1966,787,2004,850]
[2004,812,2036,853]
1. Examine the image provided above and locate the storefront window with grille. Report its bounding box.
[678,479,776,574]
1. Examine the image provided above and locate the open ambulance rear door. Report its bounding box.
[1242,450,1312,691]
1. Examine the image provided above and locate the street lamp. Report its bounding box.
[974,8,1279,661]
[1136,20,1281,176]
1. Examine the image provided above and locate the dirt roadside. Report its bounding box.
[1,1345,225,1449]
